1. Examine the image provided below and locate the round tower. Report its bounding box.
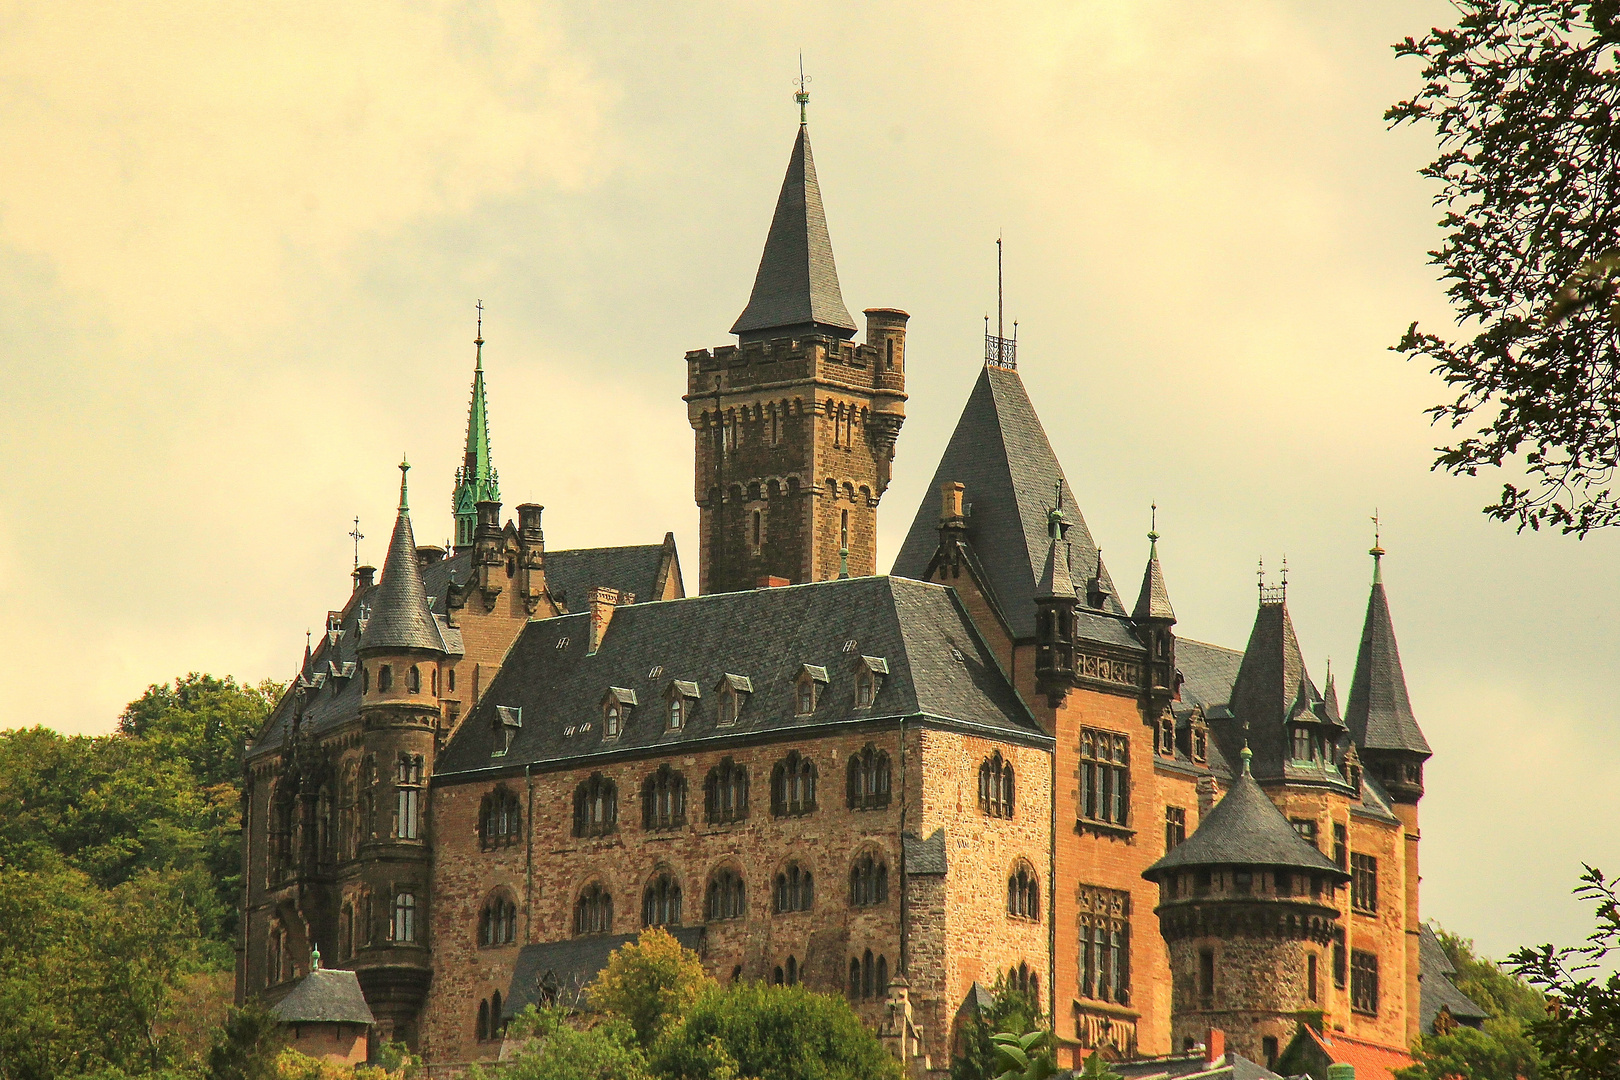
[1142,748,1350,1067]
[353,458,445,1046]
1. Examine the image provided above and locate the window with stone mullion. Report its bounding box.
[1079,730,1129,827]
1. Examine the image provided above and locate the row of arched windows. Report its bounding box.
[475,991,505,1043]
[361,663,439,697]
[849,950,890,1001]
[980,751,1016,818]
[846,745,891,810]
[1009,862,1040,921]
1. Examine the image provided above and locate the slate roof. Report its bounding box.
[904,828,948,875]
[730,123,858,342]
[505,925,706,1018]
[1143,767,1347,880]
[435,576,1048,777]
[270,968,375,1025]
[1134,539,1176,622]
[249,541,680,759]
[1345,571,1431,757]
[891,364,1129,644]
[1418,924,1488,1033]
[1177,639,1243,715]
[364,474,444,654]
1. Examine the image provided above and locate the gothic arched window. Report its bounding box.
[479,786,522,850]
[479,893,517,947]
[641,765,687,831]
[705,758,749,824]
[979,751,1016,818]
[849,852,889,907]
[1007,861,1040,921]
[771,751,817,817]
[706,868,746,921]
[642,872,682,928]
[845,744,891,810]
[574,881,612,936]
[573,774,618,838]
[774,862,814,913]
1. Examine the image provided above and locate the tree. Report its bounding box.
[990,1030,1057,1080]
[1398,925,1544,1080]
[952,978,1045,1080]
[587,928,712,1049]
[1507,865,1620,1080]
[208,1004,286,1080]
[1388,2,1620,534]
[475,1006,649,1080]
[650,982,902,1080]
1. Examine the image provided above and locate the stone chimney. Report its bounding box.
[756,576,790,589]
[1206,1028,1225,1065]
[516,503,545,613]
[936,481,968,575]
[587,587,621,655]
[352,565,376,593]
[416,545,446,571]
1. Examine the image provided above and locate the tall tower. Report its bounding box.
[685,96,907,594]
[452,305,500,552]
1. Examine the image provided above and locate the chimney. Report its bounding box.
[587,587,621,655]
[1206,1028,1225,1066]
[516,503,544,546]
[940,481,965,525]
[756,575,790,589]
[416,545,446,570]
[353,565,376,592]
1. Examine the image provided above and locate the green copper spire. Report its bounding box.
[452,302,500,549]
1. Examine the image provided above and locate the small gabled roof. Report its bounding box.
[270,968,375,1026]
[1143,761,1346,880]
[1418,924,1489,1033]
[730,122,857,342]
[891,365,1128,643]
[1345,560,1431,757]
[363,464,444,654]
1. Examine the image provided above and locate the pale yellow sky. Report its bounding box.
[0,1,1606,960]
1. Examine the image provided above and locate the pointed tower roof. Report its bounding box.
[1036,504,1077,600]
[1132,519,1175,622]
[1223,590,1321,778]
[1320,663,1343,726]
[364,460,443,654]
[891,365,1125,639]
[1143,757,1345,880]
[453,310,500,525]
[1345,552,1431,756]
[730,119,858,342]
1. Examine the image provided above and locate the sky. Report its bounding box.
[0,0,1608,963]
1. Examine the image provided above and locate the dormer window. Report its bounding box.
[796,665,829,716]
[1292,726,1317,762]
[716,674,752,726]
[667,681,699,731]
[855,656,887,708]
[602,688,636,739]
[493,705,522,756]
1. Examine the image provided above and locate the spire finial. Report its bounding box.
[311,944,321,970]
[349,516,364,569]
[474,299,484,370]
[839,545,850,579]
[1257,557,1265,591]
[795,54,810,125]
[1148,502,1160,551]
[1370,509,1386,583]
[398,456,411,512]
[1280,555,1289,590]
[1240,721,1253,775]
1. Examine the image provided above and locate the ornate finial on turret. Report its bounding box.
[1370,509,1386,583]
[1280,555,1289,590]
[1241,721,1253,776]
[1148,502,1160,554]
[349,516,365,569]
[795,53,811,125]
[398,455,411,512]
[1257,558,1265,591]
[1047,480,1067,539]
[839,546,850,580]
[475,299,484,370]
[311,944,321,970]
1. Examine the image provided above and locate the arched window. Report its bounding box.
[339,903,353,961]
[840,509,849,550]
[771,751,817,817]
[407,666,421,693]
[491,990,504,1039]
[393,891,417,943]
[1011,962,1039,1000]
[705,759,749,824]
[846,744,891,810]
[480,786,522,850]
[394,755,423,840]
[267,916,286,986]
[752,510,762,551]
[849,950,890,1001]
[706,868,746,921]
[378,665,393,692]
[479,893,517,947]
[669,695,684,731]
[605,701,622,738]
[775,958,801,986]
[449,668,456,692]
[774,862,814,913]
[574,882,612,936]
[641,765,687,831]
[849,852,890,907]
[719,685,738,725]
[978,751,1016,818]
[477,999,489,1042]
[573,774,618,838]
[1007,862,1040,921]
[643,872,683,927]
[362,666,370,693]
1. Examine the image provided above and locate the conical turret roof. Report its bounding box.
[1132,534,1175,622]
[1345,558,1430,756]
[1223,593,1323,778]
[453,332,500,520]
[364,462,443,654]
[731,122,858,342]
[1143,761,1346,880]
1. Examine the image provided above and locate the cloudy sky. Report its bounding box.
[0,1,1605,961]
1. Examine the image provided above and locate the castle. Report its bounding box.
[238,100,1434,1075]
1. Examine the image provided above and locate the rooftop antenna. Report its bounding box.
[985,237,1018,368]
[795,54,810,125]
[349,517,364,569]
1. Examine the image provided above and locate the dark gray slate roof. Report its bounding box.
[904,828,948,875]
[436,576,1048,777]
[891,364,1129,644]
[1177,638,1243,714]
[271,968,375,1025]
[730,123,857,342]
[250,541,680,759]
[364,487,443,654]
[545,540,674,610]
[505,926,705,1017]
[1345,575,1431,757]
[1418,924,1488,1033]
[1133,540,1175,622]
[1143,768,1346,880]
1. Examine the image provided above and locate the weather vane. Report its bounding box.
[1370,508,1385,559]
[795,53,811,124]
[349,516,364,569]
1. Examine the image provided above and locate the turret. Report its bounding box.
[1034,491,1078,707]
[1133,512,1177,707]
[1344,544,1430,804]
[1143,746,1350,1067]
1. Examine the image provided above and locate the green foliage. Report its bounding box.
[1076,1052,1125,1080]
[1508,865,1620,1080]
[207,1006,284,1080]
[951,978,1045,1080]
[588,928,713,1049]
[1397,924,1544,1080]
[477,1006,649,1080]
[650,981,901,1080]
[1387,2,1620,534]
[990,1030,1057,1080]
